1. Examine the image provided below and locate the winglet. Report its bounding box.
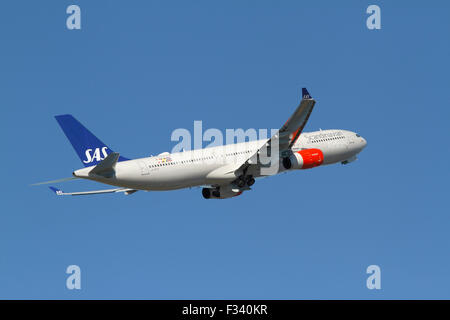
[49,186,63,195]
[302,88,312,100]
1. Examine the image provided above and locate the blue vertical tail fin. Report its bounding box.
[55,114,129,167]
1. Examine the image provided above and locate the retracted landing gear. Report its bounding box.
[236,175,255,188]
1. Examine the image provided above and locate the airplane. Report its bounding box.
[33,88,367,199]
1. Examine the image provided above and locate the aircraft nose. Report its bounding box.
[361,137,367,149]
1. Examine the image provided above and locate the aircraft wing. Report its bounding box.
[49,186,138,196]
[277,88,316,150]
[234,88,316,177]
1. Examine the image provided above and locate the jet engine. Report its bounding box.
[202,186,243,199]
[282,148,324,170]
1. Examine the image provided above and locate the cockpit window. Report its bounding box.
[355,133,361,137]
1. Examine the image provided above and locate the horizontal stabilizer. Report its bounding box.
[49,186,137,196]
[89,152,120,178]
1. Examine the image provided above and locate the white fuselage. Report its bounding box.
[73,129,367,191]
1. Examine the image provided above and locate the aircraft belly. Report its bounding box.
[144,165,214,190]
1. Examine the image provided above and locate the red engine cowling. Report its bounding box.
[282,148,324,170]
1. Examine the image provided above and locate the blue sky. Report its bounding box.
[0,0,449,299]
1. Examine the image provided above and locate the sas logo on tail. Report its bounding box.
[83,147,109,164]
